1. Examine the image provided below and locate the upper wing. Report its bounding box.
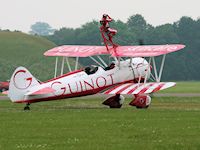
[104,82,175,95]
[111,44,185,57]
[44,44,185,57]
[44,45,109,57]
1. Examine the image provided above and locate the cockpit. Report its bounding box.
[104,63,115,71]
[84,65,99,75]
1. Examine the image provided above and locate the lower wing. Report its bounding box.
[104,82,175,95]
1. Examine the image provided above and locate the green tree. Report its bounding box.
[147,24,179,44]
[173,17,200,80]
[127,14,153,44]
[75,20,101,45]
[47,28,76,45]
[30,22,55,36]
[127,14,147,30]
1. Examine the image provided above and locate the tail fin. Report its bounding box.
[8,66,40,102]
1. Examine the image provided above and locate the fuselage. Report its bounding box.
[16,57,151,103]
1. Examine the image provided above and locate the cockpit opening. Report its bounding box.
[104,63,115,71]
[84,66,98,75]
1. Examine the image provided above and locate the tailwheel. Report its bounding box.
[24,103,30,111]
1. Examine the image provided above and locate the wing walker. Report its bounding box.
[5,15,185,110]
[100,14,118,50]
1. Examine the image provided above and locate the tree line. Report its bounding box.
[46,14,200,81]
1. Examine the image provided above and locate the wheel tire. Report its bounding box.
[136,106,143,109]
[24,106,30,111]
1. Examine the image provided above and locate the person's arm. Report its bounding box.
[106,15,113,22]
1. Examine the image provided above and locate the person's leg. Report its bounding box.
[108,28,117,36]
[107,28,118,47]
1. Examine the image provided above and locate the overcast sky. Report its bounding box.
[0,0,199,33]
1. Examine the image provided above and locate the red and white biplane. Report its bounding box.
[7,43,185,110]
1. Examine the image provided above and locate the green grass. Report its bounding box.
[0,31,59,81]
[159,81,200,93]
[0,97,200,150]
[0,31,57,81]
[0,31,78,82]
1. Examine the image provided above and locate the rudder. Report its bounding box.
[8,66,40,102]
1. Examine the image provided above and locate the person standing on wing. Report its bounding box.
[100,14,117,48]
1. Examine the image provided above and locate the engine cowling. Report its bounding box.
[103,94,125,108]
[129,94,151,109]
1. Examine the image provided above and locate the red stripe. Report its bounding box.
[104,84,124,94]
[152,83,165,93]
[31,87,55,95]
[127,84,141,94]
[116,83,133,94]
[138,83,155,94]
[15,86,108,104]
[103,79,135,95]
[13,79,135,103]
[43,70,83,83]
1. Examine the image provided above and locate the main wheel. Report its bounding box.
[24,106,30,110]
[103,94,124,108]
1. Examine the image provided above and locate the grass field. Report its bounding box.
[0,96,200,150]
[158,81,200,93]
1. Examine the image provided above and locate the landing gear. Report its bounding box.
[24,103,30,111]
[103,94,125,108]
[129,95,151,109]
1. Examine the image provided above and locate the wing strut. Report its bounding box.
[66,57,72,72]
[159,54,166,81]
[54,56,80,77]
[75,57,79,70]
[54,57,58,78]
[89,56,105,68]
[152,57,159,82]
[97,56,107,67]
[60,57,65,75]
[151,54,166,82]
[144,57,152,84]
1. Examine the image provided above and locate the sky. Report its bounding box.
[0,0,199,33]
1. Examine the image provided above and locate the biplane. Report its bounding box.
[7,42,185,110]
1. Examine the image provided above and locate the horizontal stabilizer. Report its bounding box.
[2,90,8,95]
[104,82,176,95]
[25,87,55,96]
